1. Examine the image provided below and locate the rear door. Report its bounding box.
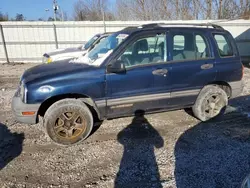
[168,29,217,107]
[105,31,172,118]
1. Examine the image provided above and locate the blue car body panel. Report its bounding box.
[16,26,243,122]
[23,62,106,104]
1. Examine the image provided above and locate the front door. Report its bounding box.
[105,31,172,118]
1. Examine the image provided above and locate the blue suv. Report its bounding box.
[12,23,244,145]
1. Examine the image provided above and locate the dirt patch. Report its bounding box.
[0,63,250,188]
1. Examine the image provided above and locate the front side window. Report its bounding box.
[118,33,166,68]
[213,34,234,57]
[172,32,210,61]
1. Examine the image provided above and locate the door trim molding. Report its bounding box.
[94,89,201,108]
[107,92,171,106]
[171,89,200,97]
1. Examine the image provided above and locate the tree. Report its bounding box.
[240,0,250,19]
[116,0,192,20]
[48,17,54,21]
[73,0,115,21]
[63,11,68,21]
[0,12,8,21]
[115,0,250,20]
[206,0,212,19]
[116,0,160,20]
[47,16,61,21]
[15,13,25,21]
[116,0,133,20]
[218,0,223,19]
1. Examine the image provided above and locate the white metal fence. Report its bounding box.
[0,20,250,63]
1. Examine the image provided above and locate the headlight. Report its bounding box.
[47,57,52,63]
[20,83,24,98]
[20,82,27,103]
[42,56,52,64]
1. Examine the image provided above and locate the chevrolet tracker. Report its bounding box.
[12,23,244,145]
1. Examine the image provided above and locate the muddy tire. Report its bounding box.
[192,85,228,121]
[44,99,93,145]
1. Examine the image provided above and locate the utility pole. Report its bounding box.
[53,0,59,21]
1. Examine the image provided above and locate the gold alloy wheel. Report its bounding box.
[203,94,224,118]
[54,112,87,140]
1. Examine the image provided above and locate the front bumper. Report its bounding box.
[12,96,41,124]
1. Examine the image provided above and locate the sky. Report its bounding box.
[0,0,83,20]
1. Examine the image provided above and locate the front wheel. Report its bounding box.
[44,99,93,145]
[192,85,228,121]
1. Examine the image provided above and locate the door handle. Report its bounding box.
[201,63,213,70]
[152,69,168,76]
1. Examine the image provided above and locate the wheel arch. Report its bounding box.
[205,81,232,98]
[37,93,101,121]
[192,84,229,121]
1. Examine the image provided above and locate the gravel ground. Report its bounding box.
[0,63,250,188]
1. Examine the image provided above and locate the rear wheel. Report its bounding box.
[192,85,228,121]
[44,99,93,145]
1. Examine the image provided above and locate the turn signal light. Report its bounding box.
[22,111,36,116]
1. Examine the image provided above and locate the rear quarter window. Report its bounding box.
[213,34,234,57]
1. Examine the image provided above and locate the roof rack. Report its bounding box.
[122,26,139,31]
[140,23,224,30]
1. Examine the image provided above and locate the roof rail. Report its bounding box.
[122,26,139,31]
[140,23,224,30]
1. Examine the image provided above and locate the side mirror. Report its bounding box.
[107,60,126,73]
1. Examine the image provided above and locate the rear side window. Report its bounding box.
[213,34,234,57]
[172,32,210,61]
[173,35,185,50]
[196,35,206,53]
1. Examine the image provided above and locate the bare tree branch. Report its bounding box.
[74,0,115,21]
[115,0,249,21]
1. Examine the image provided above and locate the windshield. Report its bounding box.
[88,33,129,61]
[82,35,99,50]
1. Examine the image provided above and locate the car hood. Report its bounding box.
[44,47,82,57]
[21,61,99,84]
